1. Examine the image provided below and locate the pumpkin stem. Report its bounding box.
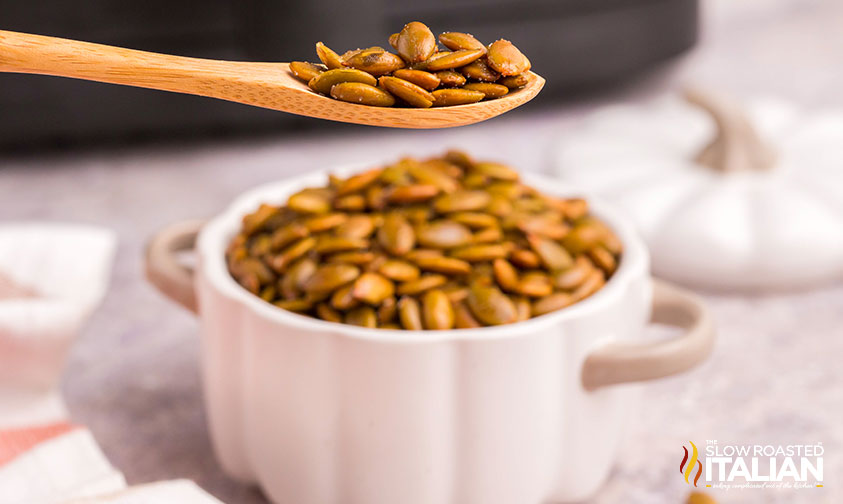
[684,88,777,173]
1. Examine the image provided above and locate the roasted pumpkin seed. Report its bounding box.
[330,82,396,107]
[302,264,360,294]
[315,42,344,69]
[398,296,423,330]
[290,61,326,83]
[422,289,455,329]
[462,82,509,99]
[424,49,485,71]
[430,88,484,106]
[379,259,421,282]
[498,74,529,89]
[395,22,437,63]
[392,69,440,90]
[228,151,621,329]
[417,221,473,249]
[345,306,378,327]
[438,32,487,53]
[379,76,435,108]
[343,49,405,76]
[467,284,517,325]
[378,213,415,255]
[308,68,377,95]
[459,58,500,82]
[486,39,531,76]
[435,70,466,87]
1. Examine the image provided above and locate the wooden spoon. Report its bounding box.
[0,30,545,129]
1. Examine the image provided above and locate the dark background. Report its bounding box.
[0,0,697,150]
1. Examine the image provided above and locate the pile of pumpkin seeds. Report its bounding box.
[227,151,622,330]
[289,21,532,108]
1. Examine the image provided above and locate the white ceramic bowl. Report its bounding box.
[146,170,714,504]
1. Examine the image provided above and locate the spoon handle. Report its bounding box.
[0,29,286,103]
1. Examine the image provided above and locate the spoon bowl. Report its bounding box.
[0,30,545,129]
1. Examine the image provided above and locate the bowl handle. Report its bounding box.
[581,280,715,391]
[145,219,205,314]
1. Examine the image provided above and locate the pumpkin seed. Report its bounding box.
[453,300,482,328]
[289,61,326,82]
[450,244,509,262]
[486,39,531,76]
[518,271,554,297]
[492,258,520,292]
[326,251,376,265]
[392,69,440,90]
[396,274,448,295]
[513,296,531,321]
[337,168,383,195]
[462,82,509,99]
[344,49,405,76]
[451,212,498,229]
[395,22,437,63]
[438,32,487,53]
[302,264,360,294]
[316,302,343,323]
[280,257,317,298]
[314,236,369,254]
[379,76,434,108]
[270,237,317,273]
[308,67,378,95]
[434,190,492,213]
[424,49,485,71]
[352,272,395,305]
[398,295,423,330]
[331,284,360,310]
[459,58,500,82]
[431,88,485,106]
[378,259,421,282]
[572,269,605,301]
[531,292,573,317]
[510,248,541,269]
[435,70,466,87]
[527,235,574,271]
[371,297,394,325]
[345,306,378,327]
[588,246,617,275]
[378,213,415,255]
[288,191,332,214]
[386,184,440,203]
[472,162,519,181]
[414,256,472,275]
[273,299,313,312]
[305,212,347,232]
[333,194,367,211]
[422,289,455,329]
[498,74,529,89]
[467,284,517,325]
[405,161,459,193]
[554,256,593,290]
[330,82,396,107]
[315,42,344,69]
[335,215,376,238]
[417,221,473,249]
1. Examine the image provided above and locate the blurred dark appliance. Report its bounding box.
[0,0,697,148]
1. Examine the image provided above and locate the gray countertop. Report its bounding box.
[1,0,842,502]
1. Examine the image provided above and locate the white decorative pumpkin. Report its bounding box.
[554,90,843,291]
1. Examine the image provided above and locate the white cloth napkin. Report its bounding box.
[0,223,222,503]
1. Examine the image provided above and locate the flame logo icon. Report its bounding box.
[680,441,703,486]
